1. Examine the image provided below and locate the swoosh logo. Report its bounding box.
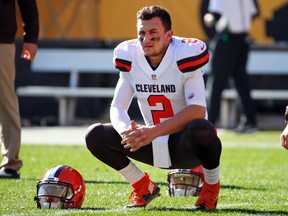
[200,44,205,51]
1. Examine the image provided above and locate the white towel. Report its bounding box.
[152,135,171,168]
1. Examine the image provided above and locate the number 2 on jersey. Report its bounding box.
[148,95,174,125]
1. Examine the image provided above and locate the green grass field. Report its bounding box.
[0,130,287,215]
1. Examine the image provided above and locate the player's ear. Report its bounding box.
[166,29,173,39]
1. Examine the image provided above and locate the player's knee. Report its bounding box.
[188,118,215,131]
[186,118,217,147]
[85,123,105,152]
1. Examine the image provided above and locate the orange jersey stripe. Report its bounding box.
[178,52,210,71]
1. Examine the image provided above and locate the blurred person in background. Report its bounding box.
[280,105,288,150]
[0,0,39,179]
[204,0,259,133]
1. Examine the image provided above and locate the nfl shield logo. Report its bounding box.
[151,74,157,80]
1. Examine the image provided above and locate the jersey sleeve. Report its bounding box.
[110,73,134,134]
[208,0,224,14]
[184,71,207,108]
[113,39,137,72]
[175,38,210,74]
[111,40,139,134]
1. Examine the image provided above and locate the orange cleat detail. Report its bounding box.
[193,181,220,211]
[125,172,160,208]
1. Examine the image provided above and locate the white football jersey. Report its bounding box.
[111,36,209,134]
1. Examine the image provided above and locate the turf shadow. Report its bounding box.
[221,184,268,191]
[147,207,288,215]
[84,180,167,186]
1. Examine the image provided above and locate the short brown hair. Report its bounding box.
[137,6,172,32]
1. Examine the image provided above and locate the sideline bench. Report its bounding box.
[219,89,288,128]
[17,47,288,127]
[17,48,116,125]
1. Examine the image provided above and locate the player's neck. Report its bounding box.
[145,56,160,70]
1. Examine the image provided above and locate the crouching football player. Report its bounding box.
[86,5,222,210]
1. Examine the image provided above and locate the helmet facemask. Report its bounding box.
[35,178,75,209]
[35,165,86,209]
[167,169,204,197]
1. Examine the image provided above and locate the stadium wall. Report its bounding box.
[15,0,288,44]
[14,0,288,126]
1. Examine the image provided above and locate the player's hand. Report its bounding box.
[121,120,156,152]
[280,124,288,150]
[20,42,38,61]
[203,13,215,28]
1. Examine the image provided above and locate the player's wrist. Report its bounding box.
[149,125,162,139]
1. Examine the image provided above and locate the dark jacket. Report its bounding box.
[0,0,39,43]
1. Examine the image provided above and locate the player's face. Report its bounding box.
[137,17,173,63]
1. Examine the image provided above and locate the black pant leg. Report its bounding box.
[168,119,222,170]
[85,123,154,171]
[232,40,256,125]
[86,120,222,171]
[207,39,232,124]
